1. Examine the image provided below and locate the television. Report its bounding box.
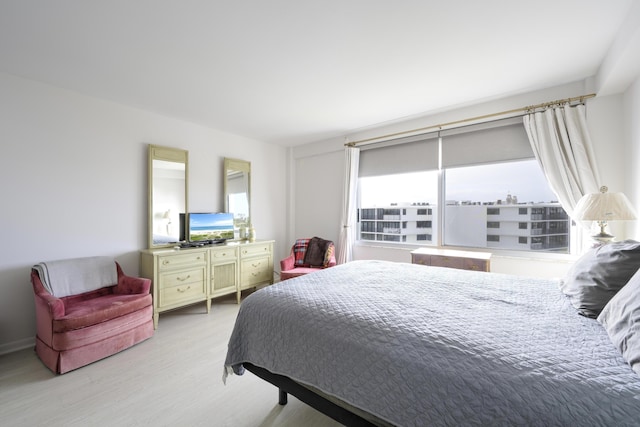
[181,212,234,243]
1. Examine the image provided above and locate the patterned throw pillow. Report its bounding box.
[323,243,334,267]
[293,239,311,267]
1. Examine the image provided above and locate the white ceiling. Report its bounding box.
[1,1,638,146]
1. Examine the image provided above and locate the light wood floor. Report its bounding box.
[0,294,342,427]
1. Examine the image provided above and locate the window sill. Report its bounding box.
[354,240,578,263]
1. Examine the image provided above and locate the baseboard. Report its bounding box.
[0,336,34,355]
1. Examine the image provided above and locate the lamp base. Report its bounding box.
[591,232,615,244]
[589,220,615,244]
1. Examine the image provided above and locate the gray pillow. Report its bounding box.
[560,240,640,318]
[598,268,640,375]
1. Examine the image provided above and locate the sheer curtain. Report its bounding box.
[523,104,601,219]
[337,146,360,264]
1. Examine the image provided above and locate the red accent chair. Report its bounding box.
[280,237,337,281]
[31,257,154,374]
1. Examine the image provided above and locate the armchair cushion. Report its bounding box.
[55,290,152,333]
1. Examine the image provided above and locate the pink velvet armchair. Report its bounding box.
[31,256,154,374]
[280,237,337,281]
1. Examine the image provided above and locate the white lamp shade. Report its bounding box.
[574,189,637,221]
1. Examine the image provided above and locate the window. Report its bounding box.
[444,160,568,252]
[359,170,439,245]
[357,118,570,254]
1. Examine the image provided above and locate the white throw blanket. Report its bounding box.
[33,256,118,297]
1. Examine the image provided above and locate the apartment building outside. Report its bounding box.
[358,200,570,252]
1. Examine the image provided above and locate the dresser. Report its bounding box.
[141,240,274,328]
[411,247,491,272]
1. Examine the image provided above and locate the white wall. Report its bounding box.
[291,80,637,279]
[291,150,344,245]
[0,72,288,354]
[624,75,640,238]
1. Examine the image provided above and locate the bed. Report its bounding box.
[224,256,640,426]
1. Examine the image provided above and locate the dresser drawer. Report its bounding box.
[429,255,464,269]
[159,281,206,307]
[411,248,491,272]
[240,243,272,258]
[158,251,207,271]
[160,267,205,288]
[241,256,271,286]
[462,258,489,271]
[411,253,430,266]
[210,246,238,262]
[158,267,206,306]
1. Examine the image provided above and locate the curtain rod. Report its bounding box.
[344,93,596,147]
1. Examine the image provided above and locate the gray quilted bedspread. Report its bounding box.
[224,260,640,426]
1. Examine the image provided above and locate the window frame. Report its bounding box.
[356,120,578,258]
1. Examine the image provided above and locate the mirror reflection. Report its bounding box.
[149,145,188,248]
[224,158,251,236]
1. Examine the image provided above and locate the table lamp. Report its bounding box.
[573,186,636,243]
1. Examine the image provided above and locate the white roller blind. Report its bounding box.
[359,133,439,177]
[441,118,532,168]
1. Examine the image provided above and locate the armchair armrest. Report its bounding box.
[31,270,65,345]
[31,270,65,318]
[280,254,295,272]
[115,263,151,295]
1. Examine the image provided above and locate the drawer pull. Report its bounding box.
[252,262,261,268]
[176,286,191,293]
[162,260,170,266]
[177,275,191,282]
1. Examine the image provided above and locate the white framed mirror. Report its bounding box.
[224,158,251,236]
[148,144,188,248]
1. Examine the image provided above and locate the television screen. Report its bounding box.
[188,212,234,242]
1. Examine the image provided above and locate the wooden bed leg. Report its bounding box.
[279,388,288,405]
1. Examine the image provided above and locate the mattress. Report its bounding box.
[224,260,640,426]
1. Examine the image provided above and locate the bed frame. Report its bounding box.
[244,363,383,427]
